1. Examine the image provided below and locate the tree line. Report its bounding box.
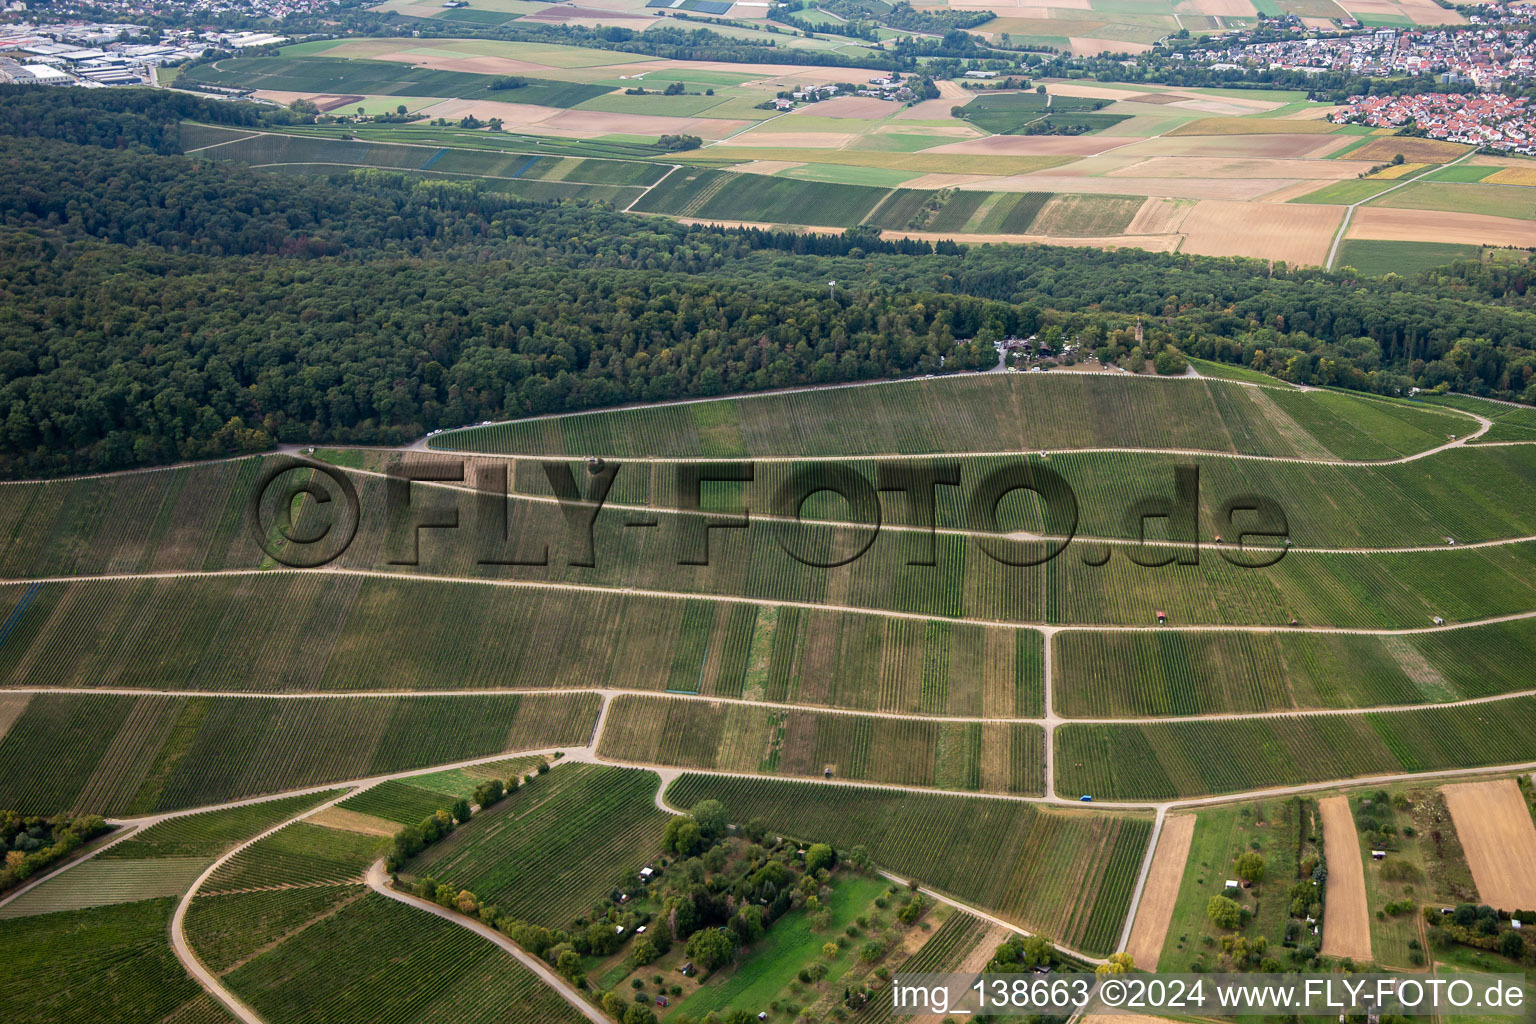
[0,87,1533,479]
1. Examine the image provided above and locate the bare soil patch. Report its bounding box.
[1441,780,1536,911]
[1126,814,1195,970]
[1319,795,1373,962]
[308,806,400,837]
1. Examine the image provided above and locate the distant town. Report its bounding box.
[1332,90,1535,151]
[1181,25,1536,87]
[0,19,283,86]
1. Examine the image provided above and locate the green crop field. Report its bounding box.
[0,691,599,815]
[223,892,589,1024]
[666,774,1151,956]
[434,373,1470,460]
[600,695,1046,794]
[633,168,899,227]
[1053,617,1536,716]
[103,791,343,859]
[338,779,473,824]
[0,898,215,1024]
[179,57,610,108]
[1055,695,1536,800]
[1336,240,1481,276]
[405,763,667,926]
[0,857,209,918]
[186,884,365,973]
[203,821,383,892]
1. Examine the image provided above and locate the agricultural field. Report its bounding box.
[1055,696,1536,800]
[600,694,1046,794]
[665,773,1151,956]
[222,892,590,1024]
[179,43,1536,260]
[1336,239,1482,276]
[186,884,367,974]
[1440,779,1536,911]
[0,691,599,815]
[1427,393,1536,443]
[0,898,220,1024]
[1153,796,1314,972]
[1053,617,1536,717]
[0,572,1040,716]
[433,372,1469,459]
[404,763,670,926]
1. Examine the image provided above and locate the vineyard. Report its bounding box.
[339,780,473,825]
[222,892,589,1024]
[0,857,208,919]
[853,911,993,1024]
[0,574,1038,715]
[1054,620,1536,716]
[1054,695,1536,800]
[664,774,1151,956]
[0,691,599,815]
[103,791,342,859]
[495,443,1536,551]
[186,884,366,974]
[1427,393,1536,443]
[405,763,668,927]
[432,373,1471,462]
[599,695,1045,795]
[0,898,211,1024]
[202,821,384,892]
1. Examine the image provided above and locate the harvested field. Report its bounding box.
[1043,81,1152,101]
[1071,37,1155,53]
[1348,137,1472,163]
[1440,779,1536,910]
[1109,156,1364,179]
[725,131,855,148]
[989,173,1289,200]
[792,96,892,118]
[1484,166,1536,187]
[1124,196,1194,234]
[1125,814,1195,971]
[1348,207,1536,248]
[1179,199,1342,264]
[1168,117,1337,136]
[1319,796,1372,962]
[926,135,1127,155]
[1123,133,1353,158]
[1178,0,1261,15]
[1367,161,1427,179]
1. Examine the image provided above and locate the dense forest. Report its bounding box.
[0,87,1533,478]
